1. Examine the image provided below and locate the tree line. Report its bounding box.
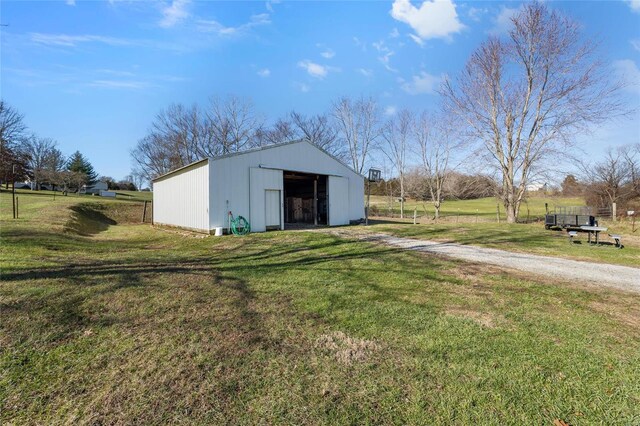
[131,3,627,223]
[0,101,140,193]
[559,145,640,213]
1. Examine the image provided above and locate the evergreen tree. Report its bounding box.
[66,151,98,186]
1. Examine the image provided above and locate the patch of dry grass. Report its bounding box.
[315,331,381,365]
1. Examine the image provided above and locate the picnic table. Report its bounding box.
[579,225,608,244]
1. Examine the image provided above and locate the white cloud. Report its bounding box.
[389,28,400,38]
[294,82,310,93]
[30,33,132,47]
[372,40,396,72]
[65,0,76,5]
[390,0,464,42]
[358,68,373,78]
[266,0,280,13]
[159,0,190,28]
[631,39,640,52]
[297,60,339,79]
[353,37,367,52]
[409,34,424,47]
[628,0,640,13]
[257,68,271,77]
[89,80,150,89]
[490,6,519,35]
[399,71,442,95]
[384,105,397,116]
[614,59,640,94]
[467,6,487,22]
[197,13,270,36]
[320,48,335,59]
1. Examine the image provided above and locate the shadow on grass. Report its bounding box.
[64,204,117,236]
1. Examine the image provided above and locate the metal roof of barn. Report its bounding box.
[152,139,365,182]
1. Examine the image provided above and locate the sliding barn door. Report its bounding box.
[328,176,350,226]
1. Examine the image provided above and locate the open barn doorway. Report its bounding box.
[283,171,327,228]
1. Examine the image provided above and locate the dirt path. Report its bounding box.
[338,232,640,293]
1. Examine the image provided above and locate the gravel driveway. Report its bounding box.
[350,233,640,293]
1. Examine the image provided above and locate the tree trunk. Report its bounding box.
[434,203,440,220]
[399,178,404,219]
[505,203,517,223]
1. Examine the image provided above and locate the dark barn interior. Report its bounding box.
[283,171,327,226]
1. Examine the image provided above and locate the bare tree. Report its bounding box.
[332,96,380,174]
[131,133,182,183]
[381,109,413,218]
[290,111,341,156]
[207,95,262,155]
[0,100,27,145]
[441,2,624,222]
[40,147,66,191]
[257,118,299,146]
[585,146,637,209]
[150,103,204,163]
[0,100,29,187]
[621,143,640,199]
[23,136,58,190]
[414,112,458,219]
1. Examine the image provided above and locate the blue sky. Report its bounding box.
[1,0,639,179]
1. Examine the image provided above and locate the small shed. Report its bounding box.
[152,139,365,233]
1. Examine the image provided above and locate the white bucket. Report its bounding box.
[213,227,223,236]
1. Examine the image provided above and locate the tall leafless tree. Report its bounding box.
[621,143,640,199]
[332,96,380,174]
[414,111,458,219]
[0,100,29,187]
[585,145,639,209]
[23,136,58,190]
[441,2,624,222]
[41,148,67,191]
[131,96,262,182]
[206,95,262,155]
[290,111,341,157]
[381,109,413,218]
[257,118,298,146]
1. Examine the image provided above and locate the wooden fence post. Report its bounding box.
[612,202,617,222]
[142,200,147,223]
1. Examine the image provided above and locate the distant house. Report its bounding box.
[14,181,32,190]
[80,181,108,195]
[526,182,548,192]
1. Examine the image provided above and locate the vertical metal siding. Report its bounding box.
[153,161,209,231]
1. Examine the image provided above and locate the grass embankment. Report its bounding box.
[366,221,640,268]
[1,192,639,424]
[369,195,585,220]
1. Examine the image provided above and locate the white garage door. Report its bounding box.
[328,176,350,226]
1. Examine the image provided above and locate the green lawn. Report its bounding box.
[369,195,585,220]
[1,193,639,424]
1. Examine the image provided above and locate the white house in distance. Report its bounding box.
[152,139,365,233]
[80,181,108,195]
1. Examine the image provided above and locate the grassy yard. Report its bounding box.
[1,193,639,424]
[365,221,640,268]
[369,194,585,220]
